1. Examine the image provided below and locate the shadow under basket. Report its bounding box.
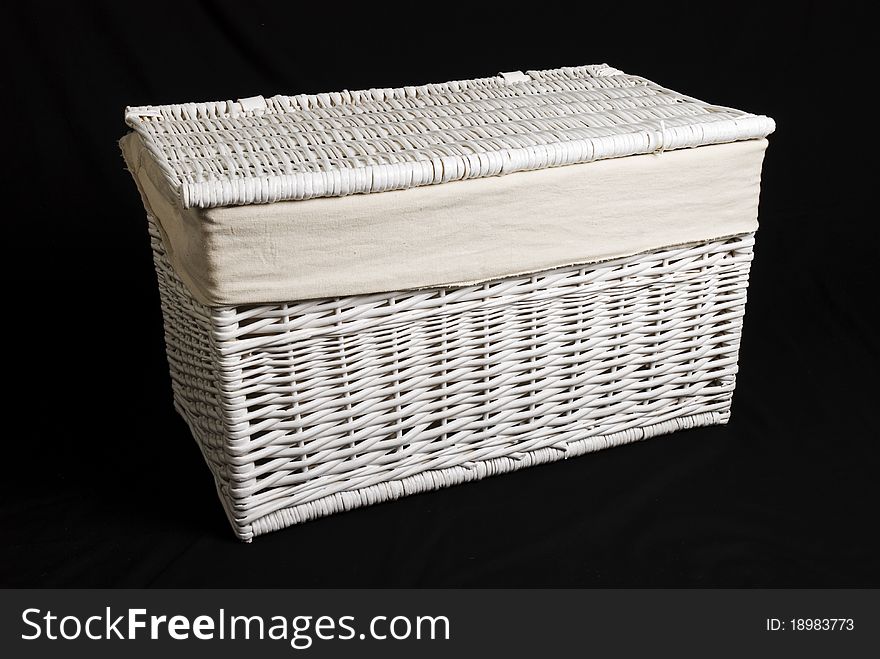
[148,217,754,541]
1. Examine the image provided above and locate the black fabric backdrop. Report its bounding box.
[2,1,877,587]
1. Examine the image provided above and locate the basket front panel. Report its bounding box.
[149,216,753,539]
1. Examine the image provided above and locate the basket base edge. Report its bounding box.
[174,405,729,542]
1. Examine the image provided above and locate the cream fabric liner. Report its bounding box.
[121,134,767,306]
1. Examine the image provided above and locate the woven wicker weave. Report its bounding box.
[125,64,774,209]
[126,63,772,539]
[149,217,755,541]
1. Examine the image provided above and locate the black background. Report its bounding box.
[2,1,876,587]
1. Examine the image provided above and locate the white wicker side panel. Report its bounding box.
[148,219,241,528]
[148,217,754,541]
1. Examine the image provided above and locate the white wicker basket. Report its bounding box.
[123,64,773,540]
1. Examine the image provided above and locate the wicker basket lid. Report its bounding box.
[124,63,775,209]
